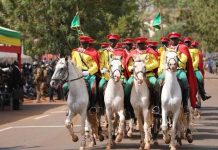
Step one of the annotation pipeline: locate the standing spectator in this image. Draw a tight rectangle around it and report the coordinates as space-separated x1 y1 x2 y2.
40 64 48 99
33 61 44 103
47 62 55 102
208 57 214 74
216 59 218 74
8 61 23 110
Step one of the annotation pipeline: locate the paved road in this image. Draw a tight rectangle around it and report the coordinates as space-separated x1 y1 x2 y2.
0 76 218 150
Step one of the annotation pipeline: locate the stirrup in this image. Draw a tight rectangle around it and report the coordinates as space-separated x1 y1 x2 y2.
152 106 160 114
89 107 97 114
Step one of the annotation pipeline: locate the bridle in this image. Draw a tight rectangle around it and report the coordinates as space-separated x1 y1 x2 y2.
166 58 178 71
165 50 178 71
133 60 145 81
110 59 122 80
51 60 83 83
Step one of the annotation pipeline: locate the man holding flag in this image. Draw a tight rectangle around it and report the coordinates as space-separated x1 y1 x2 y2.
71 36 99 112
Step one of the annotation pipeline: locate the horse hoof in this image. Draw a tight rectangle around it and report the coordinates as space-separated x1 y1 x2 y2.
72 135 79 142
115 132 124 143
106 144 111 150
79 147 85 150
88 142 95 147
106 142 114 150
65 122 71 129
170 145 177 150
139 144 144 150
186 134 193 143
177 137 182 146
153 140 158 146
135 126 139 131
112 135 116 140
196 114 201 119
127 131 133 138
144 143 150 150
99 135 104 141
163 135 171 144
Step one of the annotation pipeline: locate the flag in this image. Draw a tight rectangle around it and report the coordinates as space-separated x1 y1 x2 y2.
152 12 161 30
71 12 80 28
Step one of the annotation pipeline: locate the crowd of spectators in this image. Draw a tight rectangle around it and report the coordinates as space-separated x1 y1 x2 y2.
0 59 63 110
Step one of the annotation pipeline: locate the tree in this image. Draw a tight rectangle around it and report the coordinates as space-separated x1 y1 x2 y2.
189 0 218 52
0 0 143 56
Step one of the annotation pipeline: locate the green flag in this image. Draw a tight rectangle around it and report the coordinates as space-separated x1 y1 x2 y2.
71 12 80 28
152 12 161 30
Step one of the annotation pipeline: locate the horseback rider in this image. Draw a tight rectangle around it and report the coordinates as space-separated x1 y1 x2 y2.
120 38 135 121
188 40 211 103
71 35 99 113
158 37 170 54
98 34 127 111
123 38 134 55
126 37 159 114
158 32 197 114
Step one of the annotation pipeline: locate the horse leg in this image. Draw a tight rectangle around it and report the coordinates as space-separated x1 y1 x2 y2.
85 113 95 148
170 107 180 150
127 118 134 138
80 110 87 150
65 110 78 142
97 109 104 142
185 112 193 143
182 102 193 144
135 119 140 131
135 110 145 150
106 108 113 150
162 106 170 144
115 110 125 142
143 109 151 150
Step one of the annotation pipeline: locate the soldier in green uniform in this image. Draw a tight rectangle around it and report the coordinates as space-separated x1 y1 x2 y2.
33 61 44 103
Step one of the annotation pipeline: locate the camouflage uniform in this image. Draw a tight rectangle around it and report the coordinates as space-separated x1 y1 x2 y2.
33 64 43 102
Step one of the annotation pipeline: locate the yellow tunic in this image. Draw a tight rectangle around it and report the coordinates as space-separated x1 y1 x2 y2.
71 50 98 75
189 48 200 71
99 49 110 80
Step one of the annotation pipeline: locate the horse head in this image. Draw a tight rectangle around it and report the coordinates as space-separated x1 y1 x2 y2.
50 56 69 88
165 48 178 72
133 55 146 85
109 55 123 82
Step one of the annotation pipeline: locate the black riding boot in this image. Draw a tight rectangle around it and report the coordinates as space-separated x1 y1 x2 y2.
98 82 107 115
178 79 189 114
85 79 97 113
182 87 189 114
152 82 161 117
198 80 211 101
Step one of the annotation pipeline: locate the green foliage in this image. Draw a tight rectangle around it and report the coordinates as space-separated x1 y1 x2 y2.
188 0 218 51
151 0 218 52
0 0 142 56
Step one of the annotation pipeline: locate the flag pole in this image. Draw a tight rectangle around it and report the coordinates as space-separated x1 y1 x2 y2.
76 4 80 47
159 8 164 37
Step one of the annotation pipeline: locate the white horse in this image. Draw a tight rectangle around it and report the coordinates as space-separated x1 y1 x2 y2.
104 56 125 149
50 57 88 150
130 55 151 150
161 50 182 150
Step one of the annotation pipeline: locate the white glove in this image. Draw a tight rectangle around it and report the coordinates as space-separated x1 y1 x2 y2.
101 68 107 74
2 67 10 72
82 71 89 76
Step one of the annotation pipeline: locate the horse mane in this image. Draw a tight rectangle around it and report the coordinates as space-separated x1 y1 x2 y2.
69 60 83 75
